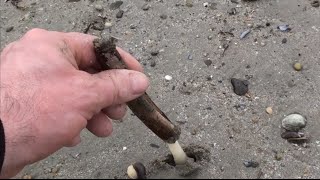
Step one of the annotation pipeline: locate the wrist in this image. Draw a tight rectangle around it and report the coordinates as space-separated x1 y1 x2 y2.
0 116 28 178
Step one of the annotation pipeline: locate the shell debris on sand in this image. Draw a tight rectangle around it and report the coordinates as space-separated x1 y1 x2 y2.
165 75 173 81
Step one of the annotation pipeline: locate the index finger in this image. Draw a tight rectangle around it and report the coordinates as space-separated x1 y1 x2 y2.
63 32 143 72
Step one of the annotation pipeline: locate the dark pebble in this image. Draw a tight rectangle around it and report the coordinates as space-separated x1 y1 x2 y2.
5 26 14 32
116 10 124 18
227 7 237 15
243 160 259 168
150 50 159 56
110 1 123 10
282 38 287 44
231 78 249 96
206 76 213 81
150 143 160 148
69 0 80 2
311 0 320 7
142 3 150 11
150 59 156 67
204 60 212 66
160 14 167 19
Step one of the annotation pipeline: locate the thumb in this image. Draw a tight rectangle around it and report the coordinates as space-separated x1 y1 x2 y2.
91 69 149 109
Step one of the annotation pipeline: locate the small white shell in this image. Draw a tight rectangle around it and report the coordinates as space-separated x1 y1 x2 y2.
165 75 172 81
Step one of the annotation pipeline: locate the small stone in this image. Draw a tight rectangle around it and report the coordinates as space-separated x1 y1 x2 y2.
247 23 253 28
150 143 160 148
95 4 103 11
165 75 172 81
311 0 320 7
51 167 60 174
204 60 212 66
110 1 123 10
5 26 14 32
142 3 150 11
160 14 167 19
123 147 127 151
227 7 237 15
260 41 266 47
281 113 306 131
207 35 213 40
129 24 136 29
116 10 124 18
282 38 287 44
186 0 193 7
104 22 112 28
243 160 259 168
150 59 156 67
23 175 32 179
188 54 193 60
293 63 302 71
203 2 209 7
231 78 249 96
150 50 159 56
266 107 273 114
274 152 283 161
231 0 239 3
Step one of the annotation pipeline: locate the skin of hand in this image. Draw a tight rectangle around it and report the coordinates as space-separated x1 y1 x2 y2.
0 28 149 178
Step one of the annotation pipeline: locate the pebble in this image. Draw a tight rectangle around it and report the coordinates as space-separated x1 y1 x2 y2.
204 60 212 66
274 152 283 161
150 143 160 148
51 167 60 174
116 10 124 18
104 22 113 28
186 0 193 7
188 54 193 60
207 35 213 40
142 3 150 11
243 160 259 168
95 4 103 11
160 14 167 19
203 2 209 7
231 78 249 96
150 50 159 56
260 41 266 47
240 29 251 39
165 75 172 81
150 59 156 67
110 1 123 10
123 147 127 151
278 25 291 32
266 107 273 114
5 26 14 32
227 7 237 15
311 0 320 7
293 63 302 71
281 114 306 131
129 24 136 29
282 38 287 44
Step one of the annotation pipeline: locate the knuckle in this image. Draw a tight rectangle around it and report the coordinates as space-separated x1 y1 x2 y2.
22 28 47 40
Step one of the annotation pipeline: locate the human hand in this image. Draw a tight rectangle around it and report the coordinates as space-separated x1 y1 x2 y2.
0 28 149 178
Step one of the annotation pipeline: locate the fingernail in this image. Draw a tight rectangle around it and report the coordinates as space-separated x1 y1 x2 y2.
130 72 149 94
